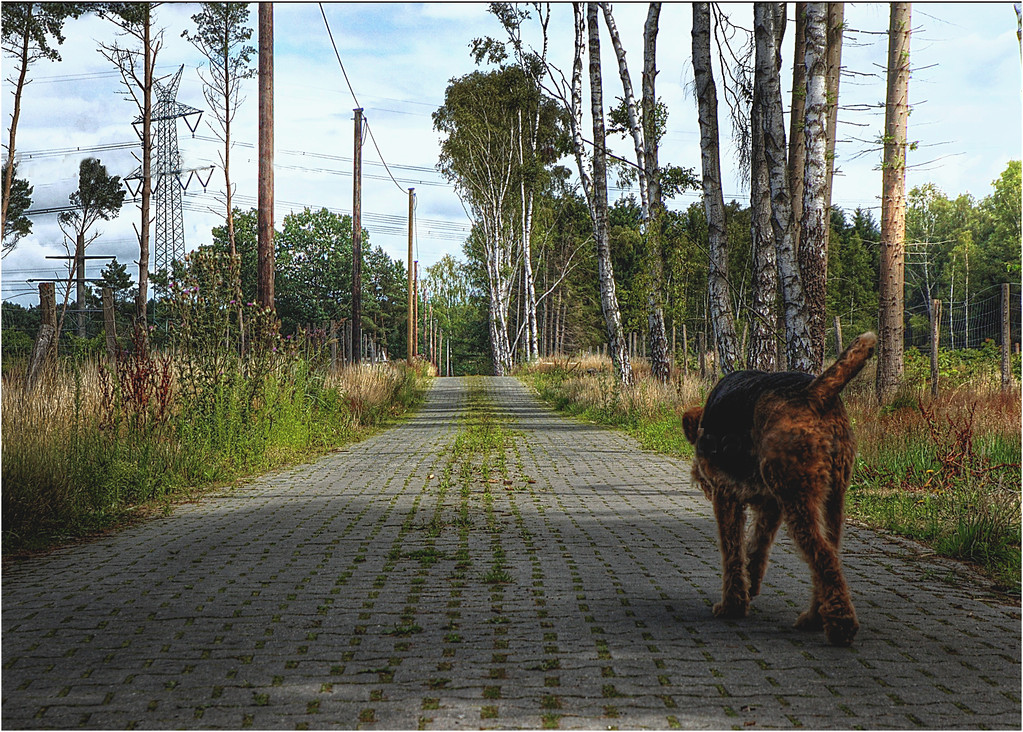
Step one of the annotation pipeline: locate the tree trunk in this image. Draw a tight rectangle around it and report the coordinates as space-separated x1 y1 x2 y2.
642 2 669 382
877 2 911 400
257 2 275 313
787 3 807 258
756 2 814 373
587 2 631 385
692 2 740 374
1 11 31 244
136 7 155 339
748 4 778 372
799 2 830 371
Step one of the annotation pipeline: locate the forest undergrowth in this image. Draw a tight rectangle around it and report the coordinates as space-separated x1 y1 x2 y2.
521 351 1021 595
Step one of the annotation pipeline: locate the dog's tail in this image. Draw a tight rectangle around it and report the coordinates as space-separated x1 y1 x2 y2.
807 332 877 407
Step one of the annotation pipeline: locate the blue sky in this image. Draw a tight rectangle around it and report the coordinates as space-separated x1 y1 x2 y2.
3 2 1020 307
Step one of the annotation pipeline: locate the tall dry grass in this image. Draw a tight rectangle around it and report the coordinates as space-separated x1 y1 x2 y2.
2 353 431 554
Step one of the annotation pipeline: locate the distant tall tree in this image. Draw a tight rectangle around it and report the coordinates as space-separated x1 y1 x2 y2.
692 2 740 374
1 2 84 249
97 2 163 336
435 64 564 375
877 2 911 400
57 157 125 337
183 3 255 261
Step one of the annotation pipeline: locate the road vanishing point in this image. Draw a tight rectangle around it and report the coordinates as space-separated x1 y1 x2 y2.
3 377 1020 730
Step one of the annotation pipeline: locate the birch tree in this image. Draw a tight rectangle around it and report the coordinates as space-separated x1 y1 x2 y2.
798 2 830 371
599 2 670 381
586 2 631 385
877 2 912 399
692 2 740 374
754 1 814 372
435 67 563 375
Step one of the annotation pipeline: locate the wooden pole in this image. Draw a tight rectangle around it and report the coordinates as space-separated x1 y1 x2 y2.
1002 283 1013 391
413 262 419 357
75 232 86 337
833 315 843 355
407 187 415 364
102 287 117 358
257 2 275 312
929 299 941 397
350 107 364 365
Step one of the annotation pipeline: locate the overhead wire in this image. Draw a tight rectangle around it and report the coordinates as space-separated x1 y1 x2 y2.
318 3 413 196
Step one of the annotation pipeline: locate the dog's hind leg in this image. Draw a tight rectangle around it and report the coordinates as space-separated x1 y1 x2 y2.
711 492 750 618
781 495 859 647
746 498 782 598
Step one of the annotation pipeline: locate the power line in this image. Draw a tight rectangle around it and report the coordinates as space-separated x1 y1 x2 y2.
318 3 361 109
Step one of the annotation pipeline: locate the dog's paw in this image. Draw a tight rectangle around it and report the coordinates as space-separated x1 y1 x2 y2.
793 610 823 631
712 598 749 619
822 614 859 647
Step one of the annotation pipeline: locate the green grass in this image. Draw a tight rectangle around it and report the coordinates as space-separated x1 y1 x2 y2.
2 356 432 555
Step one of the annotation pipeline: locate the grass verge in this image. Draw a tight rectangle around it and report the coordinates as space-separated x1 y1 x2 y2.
2 355 433 556
520 356 1021 595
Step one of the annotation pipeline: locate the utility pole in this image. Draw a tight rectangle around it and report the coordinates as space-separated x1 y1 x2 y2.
257 2 274 312
407 187 415 364
351 107 364 366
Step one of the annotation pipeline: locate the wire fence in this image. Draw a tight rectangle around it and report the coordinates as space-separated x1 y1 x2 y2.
906 283 1021 352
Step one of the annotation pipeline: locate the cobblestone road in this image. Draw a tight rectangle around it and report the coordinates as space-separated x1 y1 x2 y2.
3 377 1020 730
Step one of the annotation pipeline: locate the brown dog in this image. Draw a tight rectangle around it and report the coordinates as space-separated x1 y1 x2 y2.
682 332 877 646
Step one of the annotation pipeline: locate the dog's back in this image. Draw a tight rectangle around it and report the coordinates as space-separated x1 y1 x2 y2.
683 333 877 482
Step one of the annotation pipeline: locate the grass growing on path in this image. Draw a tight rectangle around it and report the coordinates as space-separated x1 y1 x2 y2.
520 356 1021 595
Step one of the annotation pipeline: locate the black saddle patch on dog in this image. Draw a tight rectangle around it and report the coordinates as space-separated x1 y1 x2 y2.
697 370 814 480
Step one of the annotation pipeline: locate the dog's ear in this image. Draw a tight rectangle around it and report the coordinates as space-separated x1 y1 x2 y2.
682 407 703 445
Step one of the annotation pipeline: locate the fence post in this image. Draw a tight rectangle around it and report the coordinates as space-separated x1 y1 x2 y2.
1002 283 1013 391
682 323 689 379
102 287 117 359
698 331 706 379
833 315 843 355
930 298 941 397
329 320 338 371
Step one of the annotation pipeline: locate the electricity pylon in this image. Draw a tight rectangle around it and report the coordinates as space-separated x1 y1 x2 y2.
125 65 212 285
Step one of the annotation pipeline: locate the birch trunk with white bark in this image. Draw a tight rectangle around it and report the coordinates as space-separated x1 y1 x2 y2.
586 2 631 385
748 5 778 372
799 2 830 371
692 2 740 374
756 2 814 373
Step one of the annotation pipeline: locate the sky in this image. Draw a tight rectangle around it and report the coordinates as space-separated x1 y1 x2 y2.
2 2 1021 307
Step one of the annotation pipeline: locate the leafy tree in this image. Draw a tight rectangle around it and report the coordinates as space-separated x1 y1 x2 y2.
2 165 32 255
57 157 125 247
2 2 85 249
977 160 1021 283
434 65 567 373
